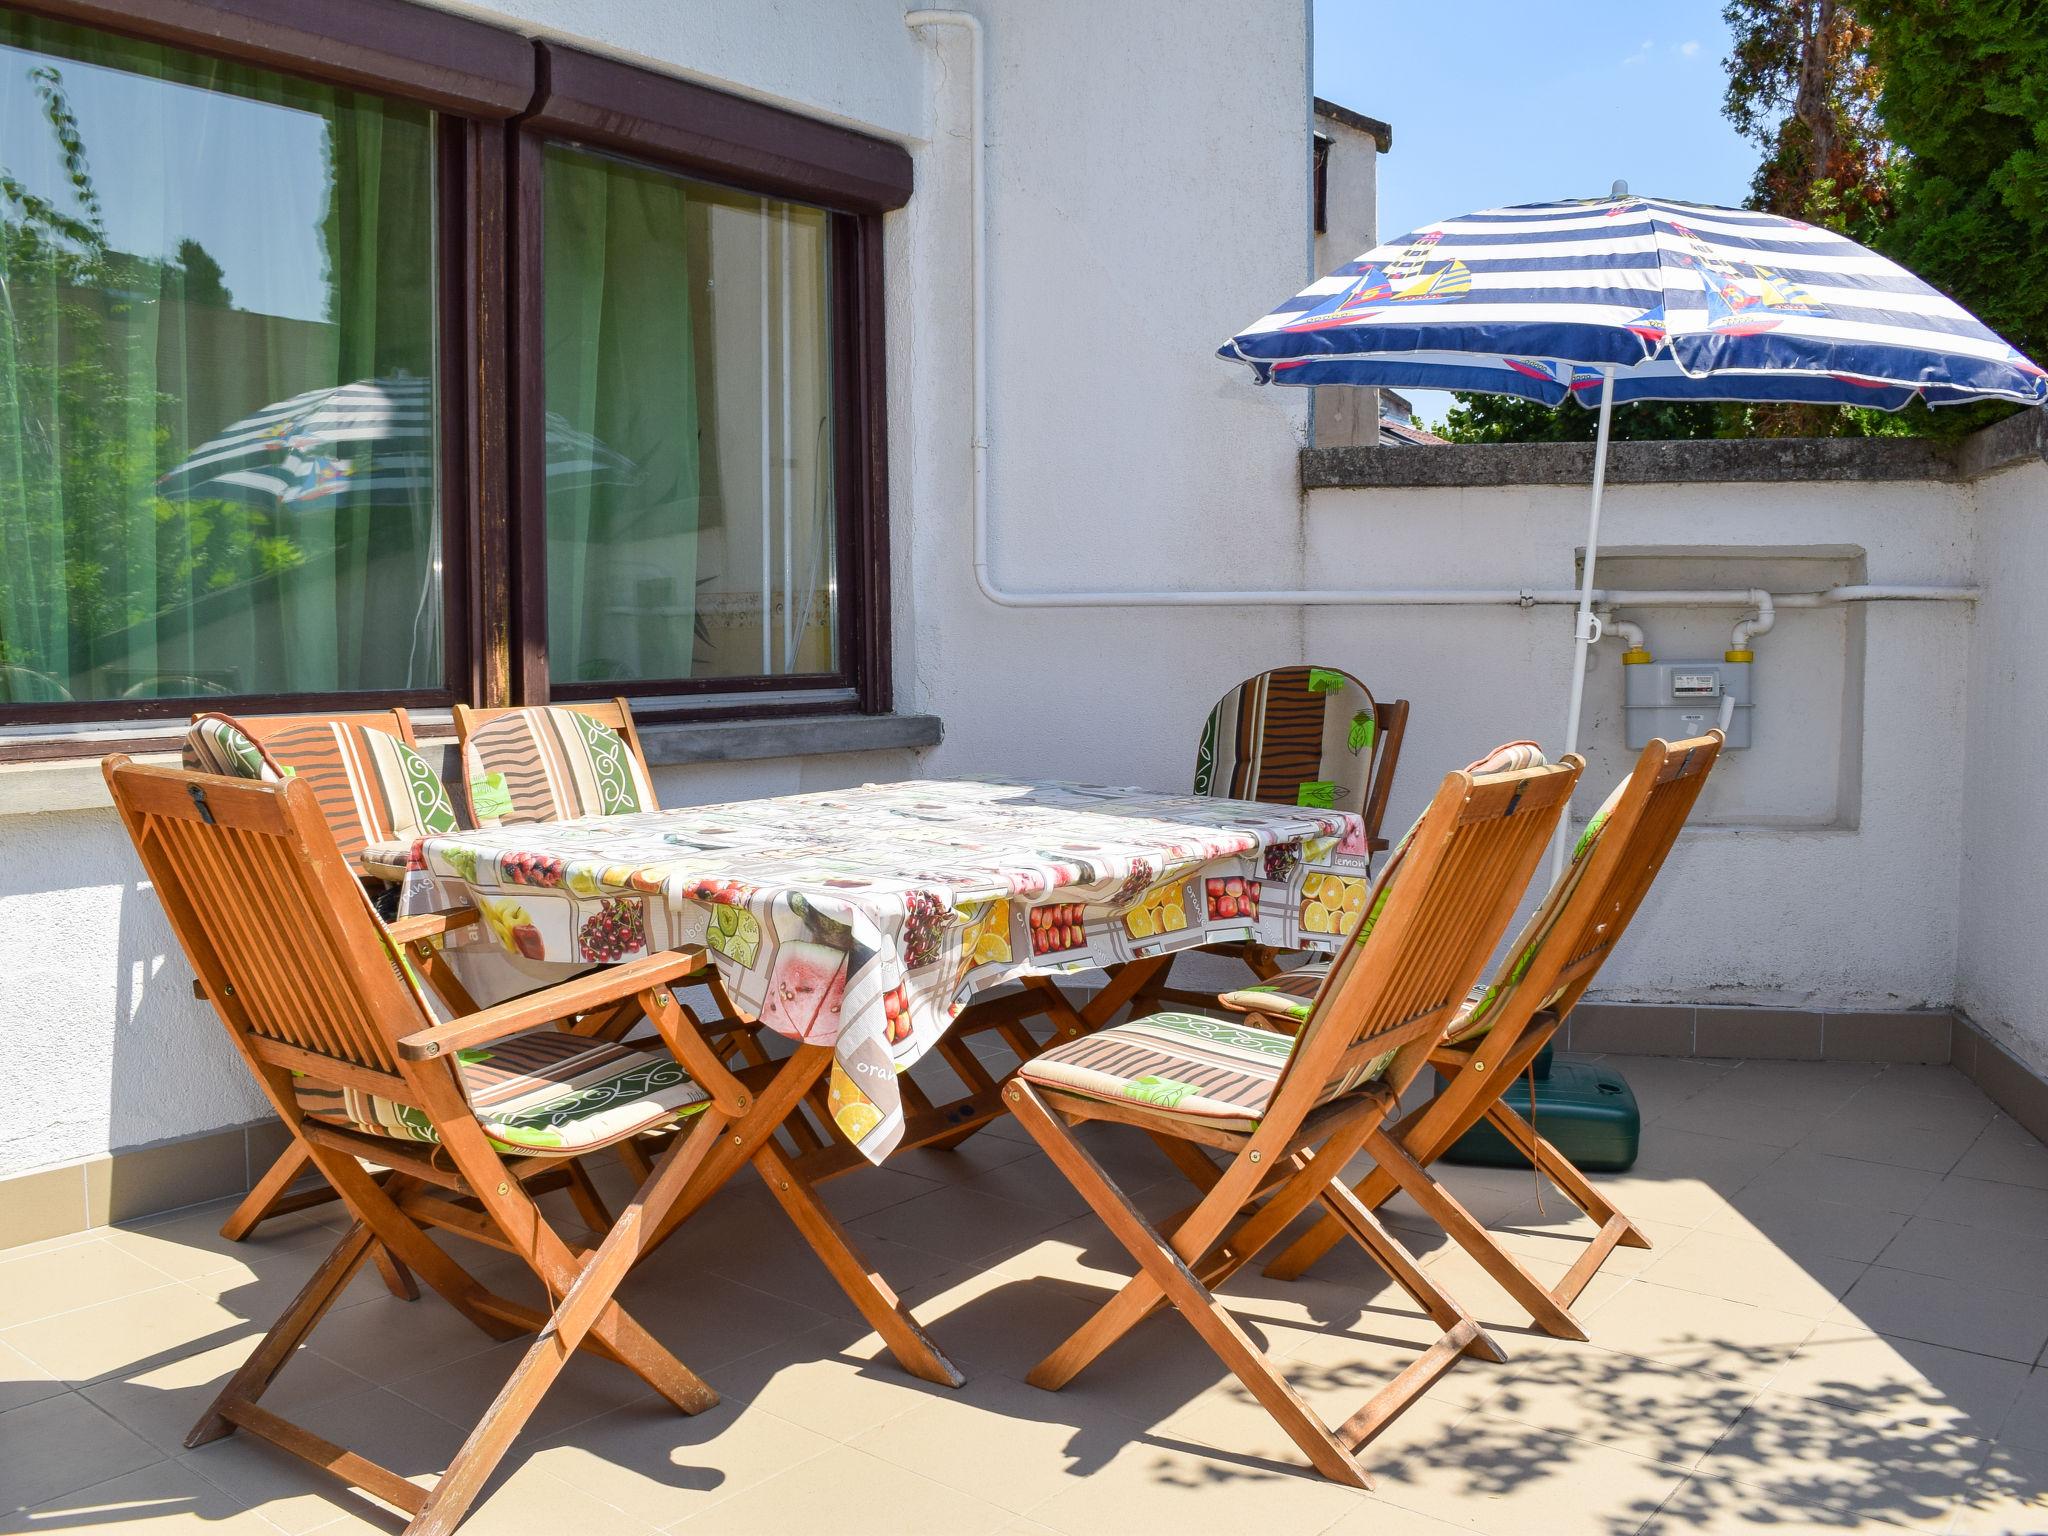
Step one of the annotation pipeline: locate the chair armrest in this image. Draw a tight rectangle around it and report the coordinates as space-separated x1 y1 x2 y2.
386 907 481 945
398 946 710 1061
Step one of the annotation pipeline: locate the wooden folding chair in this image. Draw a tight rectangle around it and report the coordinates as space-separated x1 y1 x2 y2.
1256 733 1724 1337
1136 664 1409 1013
105 755 734 1536
1001 751 1578 1486
190 710 474 1268
453 700 825 1153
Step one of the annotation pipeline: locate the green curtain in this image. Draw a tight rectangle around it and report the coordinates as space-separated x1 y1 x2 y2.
0 12 436 704
542 144 701 686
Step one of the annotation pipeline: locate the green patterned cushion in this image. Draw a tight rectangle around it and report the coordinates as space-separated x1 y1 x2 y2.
183 714 279 780
258 720 459 863
294 1028 707 1154
1020 1011 1300 1128
463 708 655 826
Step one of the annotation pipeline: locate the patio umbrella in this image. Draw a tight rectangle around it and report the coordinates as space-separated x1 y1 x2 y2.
1221 190 2046 864
157 374 639 508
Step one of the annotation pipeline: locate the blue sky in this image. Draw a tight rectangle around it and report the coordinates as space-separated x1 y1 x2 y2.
1313 0 1761 424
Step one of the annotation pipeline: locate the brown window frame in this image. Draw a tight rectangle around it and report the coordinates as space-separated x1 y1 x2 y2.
0 0 907 744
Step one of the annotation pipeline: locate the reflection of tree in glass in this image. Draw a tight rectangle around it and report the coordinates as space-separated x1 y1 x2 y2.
0 61 291 698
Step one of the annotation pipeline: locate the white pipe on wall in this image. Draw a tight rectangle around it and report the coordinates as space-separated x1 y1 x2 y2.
902 12 1980 622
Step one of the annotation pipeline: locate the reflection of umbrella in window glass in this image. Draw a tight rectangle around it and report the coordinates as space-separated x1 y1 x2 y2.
156 374 640 506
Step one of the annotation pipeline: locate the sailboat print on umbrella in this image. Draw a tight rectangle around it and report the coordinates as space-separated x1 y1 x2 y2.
1282 230 1473 331
1669 219 1825 335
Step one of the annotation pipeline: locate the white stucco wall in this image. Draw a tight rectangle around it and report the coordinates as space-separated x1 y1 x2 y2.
1957 457 2048 1075
1301 477 1977 1010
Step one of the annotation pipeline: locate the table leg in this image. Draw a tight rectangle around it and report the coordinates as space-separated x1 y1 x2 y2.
642 1038 967 1388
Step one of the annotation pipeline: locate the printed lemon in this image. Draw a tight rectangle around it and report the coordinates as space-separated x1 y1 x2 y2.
1163 902 1188 931
975 932 1011 964
1125 906 1156 939
1301 873 1325 901
1343 881 1367 914
827 1066 885 1142
1304 901 1333 934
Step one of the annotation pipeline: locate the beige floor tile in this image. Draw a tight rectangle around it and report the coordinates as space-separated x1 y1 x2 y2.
1875 1216 2048 1300
1952 1120 2048 1191
850 1369 1147 1513
1475 1338 1765 1470
1641 1473 1917 1533
459 1458 662 1536
1411 1245 1600 1344
1952 1439 2048 1534
665 1442 1014 1534
0 1337 64 1415
281 1286 519 1386
81 1337 369 1455
1639 1229 1865 1319
102 1199 347 1282
1318 1495 1499 1535
1920 1174 2048 1241
0 1237 182 1329
1576 1280 1818 1381
886 1130 1043 1186
0 1283 246 1386
893 1266 1125 1380
1612 1058 1741 1122
388 1335 663 1448
12 1457 276 1535
1767 1323 2027 1436
1845 1084 2000 1135
1697 1389 1987 1531
1744 1146 1945 1216
0 1391 163 1512
1719 1061 1885 1106
847 1184 1075 1265
1801 1111 1984 1176
1026 1432 1369 1536
1658 1092 1814 1149
705 1320 976 1443
812 1165 949 1225
1990 1369 2048 1453
1873 1064 1988 1100
950 1151 1103 1221
1580 1172 1745 1231
697 1211 960 1324
1482 1203 1683 1280
1369 1413 1687 1534
525 1397 837 1530
620 1265 843 1376
1705 1185 1912 1265
1829 1266 2048 1364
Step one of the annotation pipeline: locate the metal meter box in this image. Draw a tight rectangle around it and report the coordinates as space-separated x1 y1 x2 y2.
1624 659 1751 749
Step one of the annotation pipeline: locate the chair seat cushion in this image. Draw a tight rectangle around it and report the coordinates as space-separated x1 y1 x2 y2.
1019 1011 1303 1129
295 1029 708 1154
359 838 420 881
1225 967 1498 1041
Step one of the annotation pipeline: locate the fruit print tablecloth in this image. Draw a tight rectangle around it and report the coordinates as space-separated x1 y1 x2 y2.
402 778 1369 1162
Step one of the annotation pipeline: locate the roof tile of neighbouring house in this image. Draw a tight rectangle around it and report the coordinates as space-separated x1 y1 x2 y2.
1379 419 1451 446
1312 97 1392 152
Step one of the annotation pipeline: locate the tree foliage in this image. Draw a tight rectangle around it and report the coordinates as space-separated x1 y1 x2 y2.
1857 0 2048 391
1435 395 1749 445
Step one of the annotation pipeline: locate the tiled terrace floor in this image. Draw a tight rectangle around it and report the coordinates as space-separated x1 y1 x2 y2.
8 1052 2048 1535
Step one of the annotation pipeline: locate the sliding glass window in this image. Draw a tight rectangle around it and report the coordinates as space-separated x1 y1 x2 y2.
541 144 838 694
0 12 439 707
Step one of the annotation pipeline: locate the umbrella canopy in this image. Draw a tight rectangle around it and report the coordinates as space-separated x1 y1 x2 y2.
1222 190 2044 874
1223 194 2047 410
157 375 640 508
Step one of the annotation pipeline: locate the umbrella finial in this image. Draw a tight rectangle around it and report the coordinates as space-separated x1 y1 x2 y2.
1610 179 1629 198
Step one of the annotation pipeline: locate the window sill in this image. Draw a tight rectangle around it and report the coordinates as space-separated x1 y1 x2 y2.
0 712 943 818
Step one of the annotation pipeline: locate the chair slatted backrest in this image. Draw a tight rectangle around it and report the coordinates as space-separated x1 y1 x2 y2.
1193 667 1405 841
106 758 428 1085
1268 757 1580 1119
1528 733 1721 1022
454 698 659 826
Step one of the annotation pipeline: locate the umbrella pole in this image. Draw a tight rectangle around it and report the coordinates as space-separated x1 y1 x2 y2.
1554 363 1617 878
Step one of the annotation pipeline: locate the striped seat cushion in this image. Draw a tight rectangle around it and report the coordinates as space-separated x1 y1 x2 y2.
294 1029 708 1155
1193 665 1378 813
1020 1011 1302 1128
464 708 655 826
258 721 460 864
183 714 280 780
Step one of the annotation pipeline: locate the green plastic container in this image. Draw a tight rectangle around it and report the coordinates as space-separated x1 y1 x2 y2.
1439 1051 1640 1173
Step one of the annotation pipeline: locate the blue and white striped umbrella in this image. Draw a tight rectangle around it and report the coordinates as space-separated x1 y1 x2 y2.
1222 190 2044 875
158 375 640 509
1222 194 2047 410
